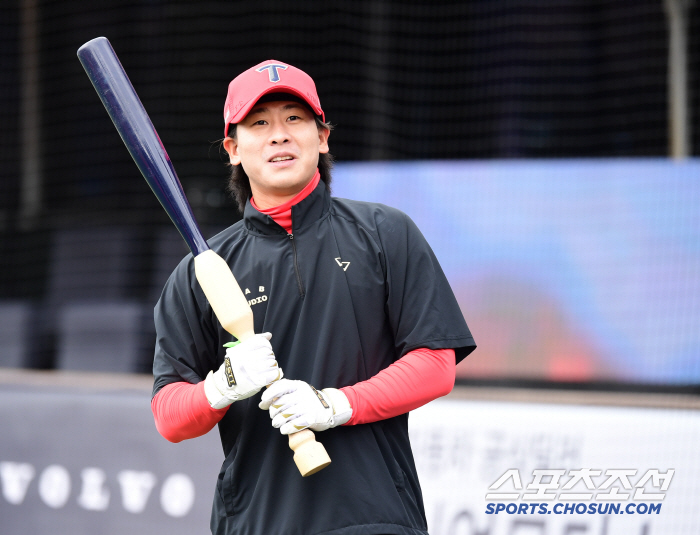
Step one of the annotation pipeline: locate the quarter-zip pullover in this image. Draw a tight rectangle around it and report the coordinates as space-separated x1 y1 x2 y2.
152 178 475 535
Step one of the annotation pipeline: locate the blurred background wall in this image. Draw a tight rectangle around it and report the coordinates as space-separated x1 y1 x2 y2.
1 1 699 534
2 0 699 387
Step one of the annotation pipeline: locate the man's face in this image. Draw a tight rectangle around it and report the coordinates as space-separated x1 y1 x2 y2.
223 100 330 200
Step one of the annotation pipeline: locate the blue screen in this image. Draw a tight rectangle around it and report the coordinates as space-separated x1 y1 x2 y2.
332 159 700 384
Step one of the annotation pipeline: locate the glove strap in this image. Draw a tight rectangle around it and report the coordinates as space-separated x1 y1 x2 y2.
321 388 353 427
204 370 232 409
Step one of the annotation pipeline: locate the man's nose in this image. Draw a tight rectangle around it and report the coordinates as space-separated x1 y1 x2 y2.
269 123 290 144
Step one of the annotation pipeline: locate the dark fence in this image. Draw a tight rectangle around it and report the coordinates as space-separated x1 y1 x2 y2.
1 1 699 378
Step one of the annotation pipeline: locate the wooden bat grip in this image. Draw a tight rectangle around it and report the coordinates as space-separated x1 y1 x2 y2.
194 250 255 340
288 429 332 476
193 250 331 476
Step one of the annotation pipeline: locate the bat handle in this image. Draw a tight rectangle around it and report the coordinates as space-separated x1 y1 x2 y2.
264 377 331 476
194 250 332 476
288 428 332 476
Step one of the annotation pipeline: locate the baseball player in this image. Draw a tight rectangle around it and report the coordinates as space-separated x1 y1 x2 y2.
151 60 476 535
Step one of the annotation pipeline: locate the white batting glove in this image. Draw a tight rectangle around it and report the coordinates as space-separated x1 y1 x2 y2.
204 333 283 409
259 379 352 435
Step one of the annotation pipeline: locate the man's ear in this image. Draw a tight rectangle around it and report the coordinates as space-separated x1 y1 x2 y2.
318 127 330 155
223 137 241 165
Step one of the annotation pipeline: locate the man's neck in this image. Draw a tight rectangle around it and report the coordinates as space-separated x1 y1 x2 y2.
250 172 319 210
249 171 321 234
250 188 303 210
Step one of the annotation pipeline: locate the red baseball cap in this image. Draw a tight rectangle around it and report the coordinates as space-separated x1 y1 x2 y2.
223 60 324 135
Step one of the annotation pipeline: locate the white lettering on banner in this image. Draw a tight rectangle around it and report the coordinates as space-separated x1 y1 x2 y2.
0 461 195 517
523 469 567 500
160 473 195 517
117 470 157 513
486 469 522 500
408 399 700 534
475 430 582 485
0 462 35 504
77 468 110 511
38 464 71 508
485 468 674 502
597 469 637 501
559 468 601 500
633 469 674 500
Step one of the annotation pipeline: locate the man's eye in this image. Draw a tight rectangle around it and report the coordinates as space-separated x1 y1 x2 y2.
287 115 301 121
251 119 267 126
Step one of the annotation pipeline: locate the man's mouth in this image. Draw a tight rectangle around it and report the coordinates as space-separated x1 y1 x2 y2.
270 156 294 162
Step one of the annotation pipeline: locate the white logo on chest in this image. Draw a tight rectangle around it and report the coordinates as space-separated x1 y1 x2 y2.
335 257 350 271
244 287 268 306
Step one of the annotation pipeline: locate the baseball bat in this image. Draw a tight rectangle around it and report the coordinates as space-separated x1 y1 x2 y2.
77 36 330 477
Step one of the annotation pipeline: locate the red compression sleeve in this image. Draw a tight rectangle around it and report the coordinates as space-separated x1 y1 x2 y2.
340 347 455 426
151 381 228 443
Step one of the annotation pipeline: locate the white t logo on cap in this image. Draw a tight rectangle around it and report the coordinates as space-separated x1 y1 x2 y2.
256 64 288 83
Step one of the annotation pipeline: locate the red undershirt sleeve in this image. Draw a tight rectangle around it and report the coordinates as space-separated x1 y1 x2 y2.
340 347 455 426
152 348 455 440
151 381 229 443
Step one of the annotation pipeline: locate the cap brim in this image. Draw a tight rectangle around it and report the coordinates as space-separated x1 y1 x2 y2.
230 85 324 124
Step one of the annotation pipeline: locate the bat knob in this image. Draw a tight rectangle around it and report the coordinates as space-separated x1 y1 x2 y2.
288 429 331 477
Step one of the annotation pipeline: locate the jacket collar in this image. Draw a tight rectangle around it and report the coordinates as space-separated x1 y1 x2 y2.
243 178 331 235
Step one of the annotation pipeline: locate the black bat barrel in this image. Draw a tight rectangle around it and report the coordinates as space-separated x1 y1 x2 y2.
77 37 209 257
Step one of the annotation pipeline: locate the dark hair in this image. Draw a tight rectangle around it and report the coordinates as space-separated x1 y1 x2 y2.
225 115 334 212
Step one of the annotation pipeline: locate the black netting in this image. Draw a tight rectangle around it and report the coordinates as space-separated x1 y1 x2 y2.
36 1 671 227
12 1 674 229
0 1 693 376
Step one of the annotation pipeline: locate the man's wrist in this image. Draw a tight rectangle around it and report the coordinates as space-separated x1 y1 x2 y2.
321 388 352 427
204 370 233 409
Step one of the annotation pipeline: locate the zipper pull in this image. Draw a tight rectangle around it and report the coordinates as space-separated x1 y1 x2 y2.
288 233 294 240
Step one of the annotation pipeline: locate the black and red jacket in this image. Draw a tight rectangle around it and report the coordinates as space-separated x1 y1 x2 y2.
152 179 475 535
